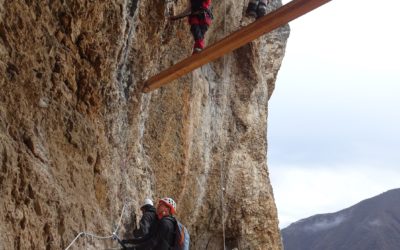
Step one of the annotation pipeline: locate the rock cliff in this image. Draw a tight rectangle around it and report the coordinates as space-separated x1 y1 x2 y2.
0 0 288 249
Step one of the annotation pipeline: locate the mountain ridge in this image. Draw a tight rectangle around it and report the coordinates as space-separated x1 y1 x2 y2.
282 188 400 250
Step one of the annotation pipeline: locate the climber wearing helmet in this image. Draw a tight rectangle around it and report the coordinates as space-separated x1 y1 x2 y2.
122 197 177 250
157 197 176 218
151 197 177 249
246 0 270 19
133 198 157 239
121 198 157 249
170 0 213 54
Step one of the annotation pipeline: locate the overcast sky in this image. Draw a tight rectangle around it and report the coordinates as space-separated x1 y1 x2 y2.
269 0 400 228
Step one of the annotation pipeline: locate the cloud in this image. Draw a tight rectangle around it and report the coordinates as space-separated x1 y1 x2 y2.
368 219 383 227
270 0 400 230
282 0 400 73
269 163 400 228
303 215 346 232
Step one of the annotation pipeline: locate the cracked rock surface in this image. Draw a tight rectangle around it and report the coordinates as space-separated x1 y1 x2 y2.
0 0 288 249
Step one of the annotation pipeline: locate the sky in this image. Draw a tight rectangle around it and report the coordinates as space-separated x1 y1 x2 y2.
268 0 400 228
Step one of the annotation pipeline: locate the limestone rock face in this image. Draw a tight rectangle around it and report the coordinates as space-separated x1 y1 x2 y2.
0 0 288 249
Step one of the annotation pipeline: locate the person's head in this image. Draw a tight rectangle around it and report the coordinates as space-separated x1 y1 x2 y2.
140 198 153 212
156 197 176 219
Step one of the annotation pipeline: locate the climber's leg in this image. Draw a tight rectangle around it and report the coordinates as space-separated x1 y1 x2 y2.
246 0 259 18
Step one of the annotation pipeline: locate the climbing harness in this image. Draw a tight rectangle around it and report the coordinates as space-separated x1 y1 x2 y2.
167 0 213 20
192 7 214 20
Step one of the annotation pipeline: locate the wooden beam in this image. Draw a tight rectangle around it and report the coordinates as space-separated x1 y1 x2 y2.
143 0 331 93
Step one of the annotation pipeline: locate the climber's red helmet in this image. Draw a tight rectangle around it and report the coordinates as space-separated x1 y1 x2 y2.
158 197 176 215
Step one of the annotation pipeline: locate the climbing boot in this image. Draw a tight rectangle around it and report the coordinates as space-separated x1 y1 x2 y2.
246 0 258 18
193 47 203 54
256 1 268 18
193 39 204 54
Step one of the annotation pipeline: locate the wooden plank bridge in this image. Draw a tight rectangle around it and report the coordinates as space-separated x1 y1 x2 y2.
142 0 331 93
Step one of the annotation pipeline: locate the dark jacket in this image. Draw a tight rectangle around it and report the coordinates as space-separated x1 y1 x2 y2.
123 214 176 250
151 216 176 250
122 205 157 249
133 205 157 239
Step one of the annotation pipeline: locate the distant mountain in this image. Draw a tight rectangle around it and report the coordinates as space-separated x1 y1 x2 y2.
281 188 400 250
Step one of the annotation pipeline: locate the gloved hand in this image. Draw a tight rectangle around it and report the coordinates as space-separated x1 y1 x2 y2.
121 239 128 244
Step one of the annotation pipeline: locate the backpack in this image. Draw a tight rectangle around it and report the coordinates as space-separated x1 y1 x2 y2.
167 217 190 250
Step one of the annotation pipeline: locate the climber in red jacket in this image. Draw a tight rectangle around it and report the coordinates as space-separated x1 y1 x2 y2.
170 0 213 54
